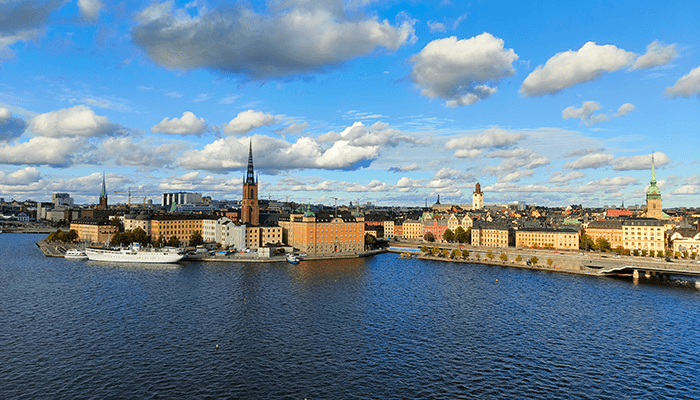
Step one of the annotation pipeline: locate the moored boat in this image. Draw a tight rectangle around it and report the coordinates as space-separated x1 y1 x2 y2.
64 249 88 260
86 243 185 263
286 253 300 264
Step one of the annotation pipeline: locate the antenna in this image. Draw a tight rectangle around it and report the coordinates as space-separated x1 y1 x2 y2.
331 197 338 216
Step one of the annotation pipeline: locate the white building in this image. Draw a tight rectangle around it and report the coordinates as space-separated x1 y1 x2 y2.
203 217 246 250
162 192 203 207
52 193 74 207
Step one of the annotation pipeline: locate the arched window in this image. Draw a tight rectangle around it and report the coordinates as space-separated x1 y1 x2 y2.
250 188 255 199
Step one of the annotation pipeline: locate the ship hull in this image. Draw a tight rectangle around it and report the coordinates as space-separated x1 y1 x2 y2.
86 248 185 263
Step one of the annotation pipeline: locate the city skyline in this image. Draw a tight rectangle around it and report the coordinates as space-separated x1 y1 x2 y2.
1 0 699 207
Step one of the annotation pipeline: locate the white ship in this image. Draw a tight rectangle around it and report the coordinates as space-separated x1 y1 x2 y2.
86 243 185 263
65 249 88 260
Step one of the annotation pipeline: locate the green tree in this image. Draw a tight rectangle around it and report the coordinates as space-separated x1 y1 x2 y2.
640 249 648 257
674 251 681 259
462 250 469 258
215 242 222 249
692 252 697 260
131 227 149 246
430 246 440 256
580 233 594 251
167 236 181 247
465 227 472 244
441 249 450 258
500 253 508 263
666 249 673 258
111 232 134 247
455 226 468 243
682 251 689 259
595 238 611 252
452 249 461 259
544 243 554 250
424 232 435 242
515 254 522 262
614 246 625 255
189 230 204 247
111 217 123 232
486 250 494 260
475 253 480 260
442 228 454 242
632 249 640 256
529 256 538 266
420 245 430 254
364 233 376 246
547 258 553 267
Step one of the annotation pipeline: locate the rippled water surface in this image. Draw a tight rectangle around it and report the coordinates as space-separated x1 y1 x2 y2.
2 234 700 399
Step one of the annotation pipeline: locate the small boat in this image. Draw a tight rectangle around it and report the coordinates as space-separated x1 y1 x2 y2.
65 249 88 260
286 253 300 264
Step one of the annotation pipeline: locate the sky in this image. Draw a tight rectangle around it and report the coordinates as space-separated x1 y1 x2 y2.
1 0 699 209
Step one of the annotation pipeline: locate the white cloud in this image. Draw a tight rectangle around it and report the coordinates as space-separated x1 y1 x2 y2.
612 152 670 171
392 162 419 172
631 40 677 70
151 111 208 136
0 167 41 185
132 1 415 79
427 21 446 33
100 137 189 169
564 153 614 170
549 171 585 183
521 42 636 96
664 65 700 98
562 101 635 126
317 121 415 148
0 1 63 61
410 33 518 107
453 149 483 158
77 0 104 21
30 105 119 138
0 136 86 166
276 122 308 135
672 185 697 195
0 108 27 142
484 148 550 175
445 127 524 155
223 110 277 135
499 170 535 183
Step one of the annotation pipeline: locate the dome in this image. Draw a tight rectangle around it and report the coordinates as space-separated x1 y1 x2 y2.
124 213 138 220
135 213 151 220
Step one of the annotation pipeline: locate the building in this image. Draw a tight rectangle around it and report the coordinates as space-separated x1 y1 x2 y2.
245 226 283 249
622 218 666 255
240 141 260 226
584 220 623 249
402 219 423 240
151 214 212 246
669 228 700 255
162 192 203 208
472 182 484 210
97 173 108 210
123 212 152 236
52 193 74 207
515 227 580 250
279 209 364 256
645 154 667 220
471 221 513 248
203 217 246 250
70 218 118 244
383 220 395 239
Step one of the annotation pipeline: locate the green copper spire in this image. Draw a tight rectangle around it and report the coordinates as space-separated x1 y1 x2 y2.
646 153 661 199
650 152 656 184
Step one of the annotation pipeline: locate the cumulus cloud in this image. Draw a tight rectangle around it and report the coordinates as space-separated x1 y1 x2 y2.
0 108 28 142
223 110 277 135
0 136 86 166
410 33 518 107
631 41 677 70
521 42 636 96
0 0 64 62
672 185 697 195
427 21 446 32
612 152 670 171
499 170 535 183
30 105 120 138
275 122 309 135
664 66 700 99
549 171 585 184
484 148 550 176
316 121 415 149
100 137 189 170
445 127 524 157
562 101 635 126
151 111 208 136
0 167 41 185
132 1 415 79
564 153 614 170
77 0 104 21
389 162 419 173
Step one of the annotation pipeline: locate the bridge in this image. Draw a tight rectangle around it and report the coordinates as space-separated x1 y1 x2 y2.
582 257 700 277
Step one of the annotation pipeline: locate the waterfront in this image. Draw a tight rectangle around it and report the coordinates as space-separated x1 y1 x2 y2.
2 234 700 399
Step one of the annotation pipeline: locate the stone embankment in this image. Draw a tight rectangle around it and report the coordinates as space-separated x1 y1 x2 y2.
36 239 83 257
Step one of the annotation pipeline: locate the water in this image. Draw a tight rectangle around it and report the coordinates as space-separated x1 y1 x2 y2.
2 234 700 399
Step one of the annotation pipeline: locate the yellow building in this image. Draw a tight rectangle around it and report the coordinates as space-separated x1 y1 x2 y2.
584 220 623 249
279 210 365 256
402 219 423 240
151 215 210 246
245 226 283 249
70 218 118 244
472 222 512 248
515 228 580 250
383 220 395 239
622 218 665 255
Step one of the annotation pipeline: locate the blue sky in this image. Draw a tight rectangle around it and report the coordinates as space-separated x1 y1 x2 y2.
1 0 699 208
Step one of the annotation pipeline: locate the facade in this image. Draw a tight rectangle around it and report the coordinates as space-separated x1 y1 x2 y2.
515 228 580 250
203 217 246 250
123 212 152 236
402 219 423 240
245 226 283 249
622 218 665 255
162 192 203 207
70 219 118 244
471 222 513 248
279 210 364 255
52 193 74 207
472 182 484 210
151 215 211 246
240 141 260 226
669 229 700 255
584 220 623 249
383 220 395 239
423 214 449 242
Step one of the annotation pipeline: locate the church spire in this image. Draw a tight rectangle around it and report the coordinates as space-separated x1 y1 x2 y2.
246 139 255 185
650 152 656 185
100 172 107 200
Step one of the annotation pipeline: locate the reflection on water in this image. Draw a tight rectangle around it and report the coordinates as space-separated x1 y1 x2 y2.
2 234 700 399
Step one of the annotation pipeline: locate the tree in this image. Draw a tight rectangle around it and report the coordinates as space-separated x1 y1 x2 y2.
500 253 508 263
215 242 222 249
441 249 450 258
111 218 124 232
167 236 180 247
111 232 132 247
632 249 640 256
462 250 469 258
529 256 538 266
430 246 440 256
580 233 594 251
614 246 625 255
515 254 522 262
131 227 149 246
475 253 480 260
66 230 79 242
442 228 454 243
674 251 681 259
452 249 461 259
365 233 376 246
547 258 553 267
154 235 166 248
640 249 648 257
666 249 673 258
544 243 554 250
424 232 435 242
455 226 468 243
486 250 494 260
595 238 611 252
465 227 472 244
189 230 204 247
420 245 430 254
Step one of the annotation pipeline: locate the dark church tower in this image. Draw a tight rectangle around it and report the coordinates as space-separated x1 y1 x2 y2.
97 172 108 210
241 141 259 225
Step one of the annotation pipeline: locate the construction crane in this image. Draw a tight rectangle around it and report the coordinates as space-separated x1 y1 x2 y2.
113 187 135 207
